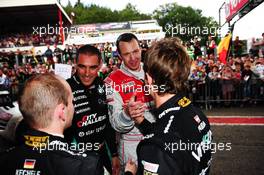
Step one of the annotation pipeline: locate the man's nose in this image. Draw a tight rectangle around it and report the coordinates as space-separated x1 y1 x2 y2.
84 67 91 75
130 52 137 60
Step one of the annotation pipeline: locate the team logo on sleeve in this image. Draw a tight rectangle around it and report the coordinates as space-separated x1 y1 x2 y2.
178 97 191 107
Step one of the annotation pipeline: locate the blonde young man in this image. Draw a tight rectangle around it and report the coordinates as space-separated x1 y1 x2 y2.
0 73 103 175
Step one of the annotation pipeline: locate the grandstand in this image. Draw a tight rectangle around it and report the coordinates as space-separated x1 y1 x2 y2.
0 0 72 108
0 0 72 53
66 20 165 45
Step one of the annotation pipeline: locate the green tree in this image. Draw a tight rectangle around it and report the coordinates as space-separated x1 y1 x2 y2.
63 2 151 24
153 3 218 42
118 3 151 21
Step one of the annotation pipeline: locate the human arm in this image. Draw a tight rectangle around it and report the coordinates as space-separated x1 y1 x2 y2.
136 142 183 175
104 114 120 175
106 87 135 133
124 159 137 175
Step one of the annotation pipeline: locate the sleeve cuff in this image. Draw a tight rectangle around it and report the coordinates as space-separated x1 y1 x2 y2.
121 110 134 124
138 119 152 135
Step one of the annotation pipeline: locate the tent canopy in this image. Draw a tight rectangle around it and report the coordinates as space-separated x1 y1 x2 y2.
0 0 71 34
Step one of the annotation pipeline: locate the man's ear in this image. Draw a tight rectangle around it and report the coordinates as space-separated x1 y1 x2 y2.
145 73 154 86
55 103 66 122
117 53 123 61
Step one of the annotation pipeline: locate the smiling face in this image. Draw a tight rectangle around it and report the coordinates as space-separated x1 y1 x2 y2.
118 38 142 71
76 54 101 87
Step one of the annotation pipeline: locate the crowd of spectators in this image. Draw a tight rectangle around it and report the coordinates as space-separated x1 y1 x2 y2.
189 54 264 107
0 34 263 108
0 34 62 48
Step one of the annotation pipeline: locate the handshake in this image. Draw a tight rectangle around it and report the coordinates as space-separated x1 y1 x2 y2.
124 93 146 124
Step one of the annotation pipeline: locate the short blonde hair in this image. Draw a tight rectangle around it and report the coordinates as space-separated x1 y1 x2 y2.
19 73 69 129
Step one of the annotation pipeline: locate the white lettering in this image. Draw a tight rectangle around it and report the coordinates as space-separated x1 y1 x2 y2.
15 169 41 175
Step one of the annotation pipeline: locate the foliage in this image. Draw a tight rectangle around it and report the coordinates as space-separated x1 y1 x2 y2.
63 1 151 24
63 1 218 43
153 3 219 43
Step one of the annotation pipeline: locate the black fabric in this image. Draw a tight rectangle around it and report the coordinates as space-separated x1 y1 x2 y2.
0 129 103 175
65 75 117 173
137 93 212 175
125 171 134 175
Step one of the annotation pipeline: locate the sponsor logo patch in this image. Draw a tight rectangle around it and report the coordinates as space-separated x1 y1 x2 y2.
194 115 201 124
142 160 159 173
178 97 191 107
24 136 49 148
77 113 106 127
97 85 105 94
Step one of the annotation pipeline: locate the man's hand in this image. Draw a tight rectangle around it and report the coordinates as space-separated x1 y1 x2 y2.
112 156 120 175
125 158 137 175
124 94 146 124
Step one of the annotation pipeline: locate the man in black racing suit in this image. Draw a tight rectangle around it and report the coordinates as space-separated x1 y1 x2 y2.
129 38 212 175
137 94 212 175
0 73 103 175
0 128 103 175
65 44 120 175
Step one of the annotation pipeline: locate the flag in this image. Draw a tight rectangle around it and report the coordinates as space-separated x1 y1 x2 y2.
23 159 36 169
58 9 64 44
217 33 232 64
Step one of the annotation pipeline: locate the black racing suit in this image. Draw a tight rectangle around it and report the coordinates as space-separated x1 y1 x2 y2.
65 75 118 173
0 129 103 175
137 94 212 175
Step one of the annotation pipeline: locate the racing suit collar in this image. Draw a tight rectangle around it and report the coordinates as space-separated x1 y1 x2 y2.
23 129 64 139
22 128 65 146
120 62 145 80
72 74 101 89
153 93 186 119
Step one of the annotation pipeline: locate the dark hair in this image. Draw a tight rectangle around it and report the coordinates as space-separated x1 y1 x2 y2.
144 37 191 95
116 33 139 54
77 44 101 62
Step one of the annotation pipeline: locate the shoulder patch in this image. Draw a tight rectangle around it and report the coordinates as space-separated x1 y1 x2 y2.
178 97 191 107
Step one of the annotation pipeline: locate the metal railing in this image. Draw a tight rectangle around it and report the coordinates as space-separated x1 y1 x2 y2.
188 78 264 110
